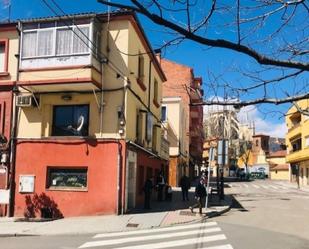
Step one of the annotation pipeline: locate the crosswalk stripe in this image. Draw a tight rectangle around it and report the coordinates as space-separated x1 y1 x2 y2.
109 234 226 249
269 185 279 189
260 185 269 189
79 227 221 248
93 221 218 238
200 244 234 249
251 184 260 189
278 186 288 190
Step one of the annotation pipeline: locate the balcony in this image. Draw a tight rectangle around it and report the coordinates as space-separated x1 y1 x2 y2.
160 136 170 160
287 124 301 140
286 148 309 163
17 18 102 92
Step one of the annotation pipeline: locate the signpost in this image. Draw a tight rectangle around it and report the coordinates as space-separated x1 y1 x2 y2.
217 139 228 200
205 147 215 213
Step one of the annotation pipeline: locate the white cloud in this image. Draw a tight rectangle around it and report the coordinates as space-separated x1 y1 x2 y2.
237 106 287 138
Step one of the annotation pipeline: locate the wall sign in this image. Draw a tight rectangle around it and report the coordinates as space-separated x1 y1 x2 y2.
19 175 35 193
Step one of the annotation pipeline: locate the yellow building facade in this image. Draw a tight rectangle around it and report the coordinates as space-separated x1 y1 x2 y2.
9 12 169 217
286 99 309 186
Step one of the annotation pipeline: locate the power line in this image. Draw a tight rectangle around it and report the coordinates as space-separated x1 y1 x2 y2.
40 0 165 125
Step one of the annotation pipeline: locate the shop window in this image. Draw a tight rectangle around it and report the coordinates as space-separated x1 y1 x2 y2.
47 167 87 189
0 39 8 74
52 105 89 136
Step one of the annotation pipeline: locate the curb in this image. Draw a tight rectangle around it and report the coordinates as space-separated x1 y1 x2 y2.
0 233 37 238
0 198 233 237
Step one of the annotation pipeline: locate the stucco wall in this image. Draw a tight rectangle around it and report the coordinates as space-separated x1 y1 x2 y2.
270 170 289 180
14 140 123 217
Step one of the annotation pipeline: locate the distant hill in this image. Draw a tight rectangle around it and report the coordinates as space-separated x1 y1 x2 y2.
269 137 285 152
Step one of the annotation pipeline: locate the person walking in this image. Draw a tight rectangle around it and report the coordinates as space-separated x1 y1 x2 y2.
143 177 153 209
156 171 165 201
189 177 207 214
179 175 190 201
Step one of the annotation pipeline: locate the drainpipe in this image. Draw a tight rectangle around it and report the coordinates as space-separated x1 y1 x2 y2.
145 60 152 145
8 22 21 217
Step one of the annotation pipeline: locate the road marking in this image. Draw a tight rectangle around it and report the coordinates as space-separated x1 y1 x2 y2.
260 185 269 189
93 221 218 238
110 234 226 249
251 184 260 189
80 227 221 248
242 184 249 188
278 186 289 190
268 185 279 189
200 244 234 249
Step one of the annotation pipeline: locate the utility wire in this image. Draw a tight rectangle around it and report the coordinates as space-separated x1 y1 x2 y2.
40 0 164 124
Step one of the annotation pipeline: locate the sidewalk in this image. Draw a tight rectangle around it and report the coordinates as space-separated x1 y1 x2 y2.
274 180 309 193
0 188 232 237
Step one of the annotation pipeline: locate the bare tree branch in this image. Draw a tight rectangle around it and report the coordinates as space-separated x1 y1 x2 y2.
98 0 309 71
191 92 309 107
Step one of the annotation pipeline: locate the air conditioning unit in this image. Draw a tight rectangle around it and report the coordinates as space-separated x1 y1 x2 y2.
16 95 40 108
16 95 32 107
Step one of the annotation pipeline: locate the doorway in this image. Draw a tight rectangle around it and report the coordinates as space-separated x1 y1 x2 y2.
127 162 136 210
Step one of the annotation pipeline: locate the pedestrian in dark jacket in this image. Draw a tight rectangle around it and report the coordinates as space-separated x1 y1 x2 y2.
189 177 207 214
156 172 165 201
179 175 190 201
143 177 153 209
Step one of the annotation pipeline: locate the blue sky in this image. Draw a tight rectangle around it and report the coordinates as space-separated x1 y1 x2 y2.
1 0 308 138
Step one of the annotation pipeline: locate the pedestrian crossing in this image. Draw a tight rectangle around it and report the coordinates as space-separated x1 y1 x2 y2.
78 221 233 249
228 182 289 191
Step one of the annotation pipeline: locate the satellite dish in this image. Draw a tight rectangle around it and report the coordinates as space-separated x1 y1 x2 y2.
76 115 85 132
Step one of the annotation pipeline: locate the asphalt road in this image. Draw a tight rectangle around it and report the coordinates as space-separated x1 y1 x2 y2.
1 179 309 249
216 179 309 249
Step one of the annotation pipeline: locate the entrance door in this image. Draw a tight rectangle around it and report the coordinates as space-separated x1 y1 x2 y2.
306 168 309 185
127 162 136 210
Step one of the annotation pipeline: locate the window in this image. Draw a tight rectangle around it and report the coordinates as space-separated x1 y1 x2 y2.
37 30 53 56
73 27 89 54
138 55 144 81
52 105 89 136
22 22 90 58
0 39 8 73
161 106 167 121
153 79 159 106
305 136 309 147
47 167 87 189
152 126 158 152
256 140 259 146
136 112 143 144
56 28 72 55
291 138 302 152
